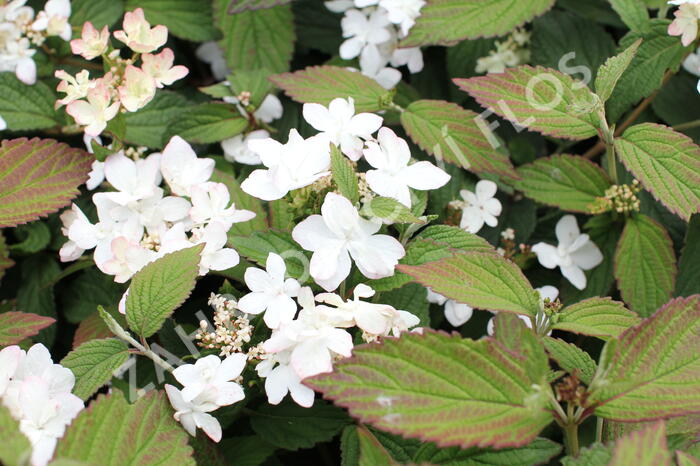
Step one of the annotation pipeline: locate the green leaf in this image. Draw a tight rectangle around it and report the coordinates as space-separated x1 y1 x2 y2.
381 283 429 327
561 443 613 465
125 0 219 41
307 330 554 449
0 74 59 131
401 0 555 47
227 0 292 14
0 138 92 227
62 269 125 324
399 252 540 317
531 10 616 84
676 451 700 466
227 69 274 108
0 404 31 466
166 103 248 145
606 21 689 123
9 221 51 254
614 123 700 221
412 437 563 465
217 435 276 466
271 65 390 113
210 169 267 237
17 255 60 345
56 390 195 465
61 338 130 400
595 39 642 104
543 337 596 385
552 297 641 340
652 74 700 141
331 145 359 204
361 197 424 224
455 66 600 140
614 214 676 317
609 421 671 466
513 154 611 213
0 232 13 280
357 427 395 466
400 99 518 180
250 400 350 451
229 230 309 281
609 0 650 31
126 245 203 338
73 309 125 348
70 0 124 28
676 214 700 297
124 91 192 149
590 295 700 421
0 311 55 346
368 227 494 292
341 426 360 466
215 1 294 73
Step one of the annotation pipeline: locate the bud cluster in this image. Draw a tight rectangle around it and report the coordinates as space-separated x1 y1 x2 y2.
589 180 641 215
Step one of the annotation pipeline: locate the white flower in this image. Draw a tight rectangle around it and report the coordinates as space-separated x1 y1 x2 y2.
426 289 473 327
32 0 71 41
141 48 189 88
0 345 22 397
302 97 383 161
0 114 6 131
114 7 168 53
192 222 240 275
160 136 216 196
487 286 558 336
118 65 157 112
532 216 603 290
164 384 223 442
131 188 191 234
325 0 355 13
458 180 502 234
55 70 93 108
340 8 392 60
379 0 425 36
99 236 156 282
263 287 353 379
358 43 401 89
669 3 700 46
390 47 423 74
221 130 270 165
102 151 161 205
86 160 105 190
70 21 109 60
364 127 450 207
172 353 246 406
255 94 283 123
238 253 301 329
292 192 405 291
66 81 120 137
241 129 331 201
189 182 256 230
256 351 315 407
195 42 228 81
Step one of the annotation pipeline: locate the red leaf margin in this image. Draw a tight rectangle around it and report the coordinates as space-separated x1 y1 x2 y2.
0 311 55 346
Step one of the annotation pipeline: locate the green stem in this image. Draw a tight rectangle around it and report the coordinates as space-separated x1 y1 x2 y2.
563 403 580 456
673 119 700 131
596 417 604 443
606 143 618 184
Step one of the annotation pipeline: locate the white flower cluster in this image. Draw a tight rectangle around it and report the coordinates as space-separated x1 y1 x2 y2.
56 8 189 137
165 353 246 442
0 344 83 466
0 0 71 85
326 0 426 88
236 97 449 291
59 136 255 283
475 28 531 75
231 253 419 407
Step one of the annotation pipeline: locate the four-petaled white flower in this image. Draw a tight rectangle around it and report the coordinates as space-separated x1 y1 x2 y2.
189 182 256 230
165 385 223 442
141 48 189 88
426 289 473 327
532 215 603 290
256 351 315 407
302 97 383 161
364 127 450 207
379 0 425 36
114 7 168 53
160 136 216 196
238 252 301 329
339 8 391 61
102 151 161 205
65 81 120 137
70 21 109 60
293 192 405 291
458 180 502 234
241 129 331 201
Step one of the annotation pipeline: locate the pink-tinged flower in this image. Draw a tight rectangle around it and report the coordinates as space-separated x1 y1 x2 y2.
141 48 189 88
55 70 93 108
70 22 110 60
669 3 700 46
99 236 156 283
114 8 168 53
66 82 120 137
117 65 157 112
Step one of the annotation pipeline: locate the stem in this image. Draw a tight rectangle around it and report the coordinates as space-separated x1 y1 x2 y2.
563 403 580 456
117 330 175 372
673 119 700 131
596 417 604 443
606 143 618 183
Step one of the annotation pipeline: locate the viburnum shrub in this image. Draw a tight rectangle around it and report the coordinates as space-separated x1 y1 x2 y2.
1 0 700 464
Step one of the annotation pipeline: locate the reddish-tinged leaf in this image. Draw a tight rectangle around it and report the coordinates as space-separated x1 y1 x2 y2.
400 99 518 179
609 421 671 466
614 214 676 317
399 252 540 317
0 138 92 227
270 66 390 113
307 331 553 449
455 66 599 140
614 123 700 221
677 451 700 466
73 311 114 348
0 311 55 346
56 390 194 465
552 297 641 340
590 295 700 421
